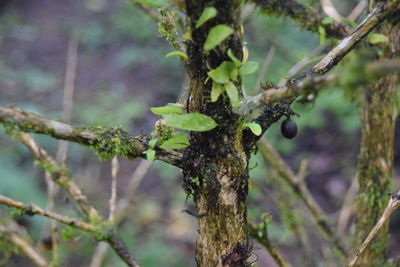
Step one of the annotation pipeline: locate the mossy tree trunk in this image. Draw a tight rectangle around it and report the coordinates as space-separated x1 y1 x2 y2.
354 10 399 266
183 1 252 266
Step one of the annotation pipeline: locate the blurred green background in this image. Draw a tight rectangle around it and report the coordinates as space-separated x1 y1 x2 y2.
0 0 399 266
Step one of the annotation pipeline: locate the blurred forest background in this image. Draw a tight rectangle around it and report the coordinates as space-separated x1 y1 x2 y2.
0 0 399 266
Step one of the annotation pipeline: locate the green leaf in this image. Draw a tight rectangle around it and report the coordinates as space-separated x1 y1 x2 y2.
243 122 262 136
148 138 158 148
318 26 326 45
150 103 184 116
230 67 238 81
239 61 259 76
204 25 234 51
342 17 357 27
368 33 389 44
135 0 168 8
227 48 242 67
211 82 225 102
162 113 217 132
321 16 335 25
160 135 189 149
224 82 238 108
146 149 156 162
165 51 188 60
196 7 217 28
208 61 236 83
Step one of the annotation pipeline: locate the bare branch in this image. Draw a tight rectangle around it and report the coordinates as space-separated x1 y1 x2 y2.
0 195 97 232
320 0 342 22
10 132 140 267
109 156 120 221
257 138 349 258
349 191 400 266
248 218 290 267
0 225 49 267
0 106 185 167
240 0 400 110
253 0 350 37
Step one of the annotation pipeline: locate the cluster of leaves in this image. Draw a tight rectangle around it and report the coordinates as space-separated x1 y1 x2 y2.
144 103 218 161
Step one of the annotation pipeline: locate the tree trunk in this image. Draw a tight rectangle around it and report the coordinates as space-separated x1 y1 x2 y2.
354 17 399 266
183 1 251 266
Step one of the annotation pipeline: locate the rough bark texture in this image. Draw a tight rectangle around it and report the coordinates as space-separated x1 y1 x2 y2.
354 15 399 266
183 1 251 266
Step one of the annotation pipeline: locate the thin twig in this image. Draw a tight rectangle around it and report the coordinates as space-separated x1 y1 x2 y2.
320 0 342 22
240 0 400 110
257 137 349 259
109 156 120 221
57 33 79 163
348 191 400 266
348 0 367 21
248 220 291 267
10 132 140 267
89 160 151 267
0 225 49 267
253 45 276 95
0 195 97 232
337 177 359 236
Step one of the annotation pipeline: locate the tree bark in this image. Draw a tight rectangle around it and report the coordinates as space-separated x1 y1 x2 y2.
354 13 399 266
183 1 251 266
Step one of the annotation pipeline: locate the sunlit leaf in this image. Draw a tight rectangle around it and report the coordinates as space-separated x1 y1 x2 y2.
224 82 238 108
227 48 242 67
151 103 184 115
318 26 326 45
239 61 259 76
321 16 335 25
342 17 357 27
243 122 262 136
160 135 189 149
208 61 236 83
162 113 217 131
204 25 233 51
196 7 217 28
211 82 225 102
149 138 158 148
165 51 188 60
146 149 156 162
368 33 389 44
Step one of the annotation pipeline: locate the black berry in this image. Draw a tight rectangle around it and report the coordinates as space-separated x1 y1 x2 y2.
281 119 297 139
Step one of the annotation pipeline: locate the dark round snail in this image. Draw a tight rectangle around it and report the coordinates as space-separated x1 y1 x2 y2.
281 118 297 139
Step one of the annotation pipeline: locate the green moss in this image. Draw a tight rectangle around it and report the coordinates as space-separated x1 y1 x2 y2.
0 234 19 265
158 9 181 51
86 126 144 161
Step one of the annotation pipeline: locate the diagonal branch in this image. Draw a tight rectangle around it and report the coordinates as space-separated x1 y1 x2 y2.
0 195 97 232
0 224 49 267
349 191 400 266
0 106 185 167
257 138 349 258
253 0 350 38
248 217 290 267
240 0 400 111
6 131 140 267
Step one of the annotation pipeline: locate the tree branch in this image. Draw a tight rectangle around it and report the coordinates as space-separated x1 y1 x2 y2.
257 138 349 259
0 195 97 232
0 225 49 267
253 0 350 38
248 217 290 267
7 132 140 267
349 191 400 266
0 106 185 167
240 0 400 111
